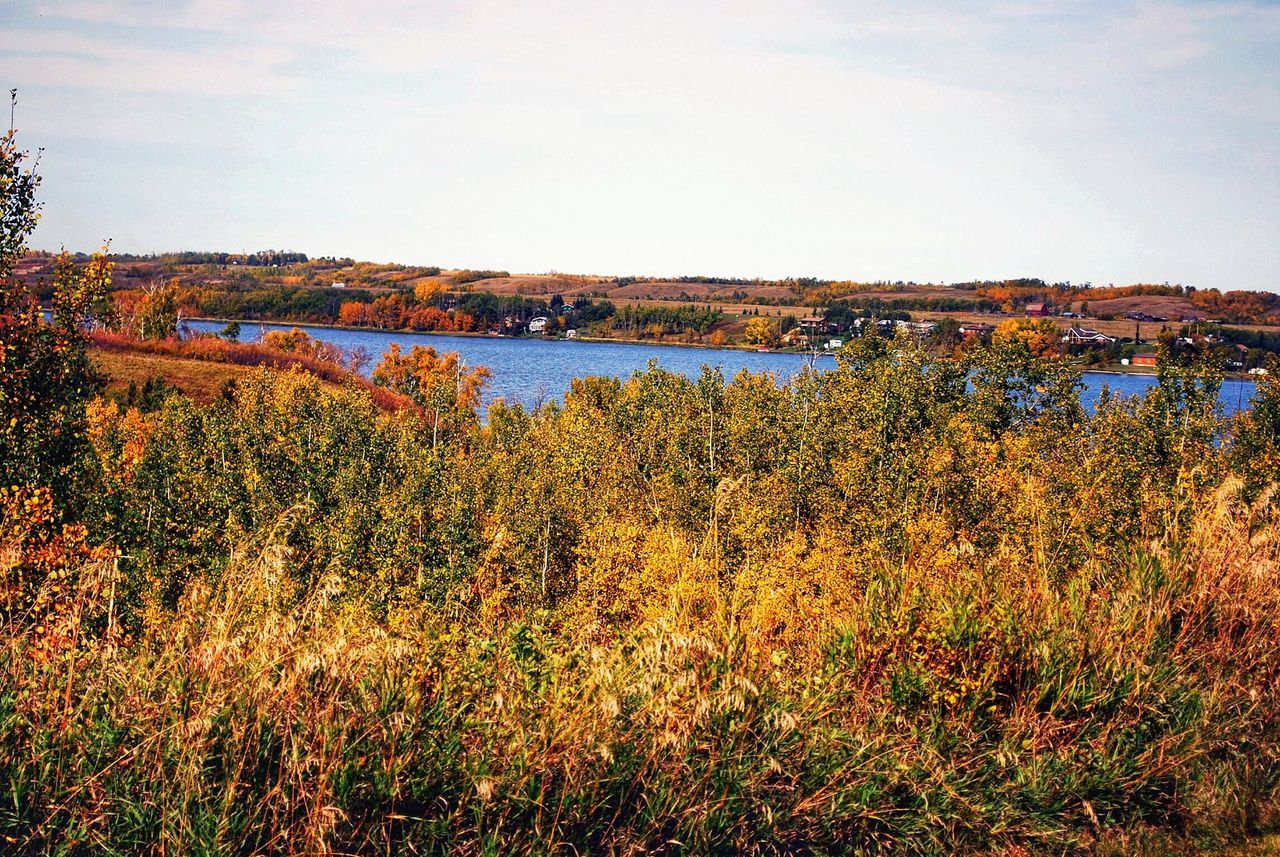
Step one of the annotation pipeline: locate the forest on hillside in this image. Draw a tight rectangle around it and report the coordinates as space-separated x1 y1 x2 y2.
5 128 1280 853
24 250 1280 330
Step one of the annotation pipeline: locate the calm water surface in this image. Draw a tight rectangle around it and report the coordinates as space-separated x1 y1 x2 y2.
186 320 1259 416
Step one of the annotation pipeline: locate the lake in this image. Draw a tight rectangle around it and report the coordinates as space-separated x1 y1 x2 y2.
185 319 1260 416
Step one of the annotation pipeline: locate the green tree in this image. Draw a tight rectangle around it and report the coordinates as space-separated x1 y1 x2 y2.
0 117 107 507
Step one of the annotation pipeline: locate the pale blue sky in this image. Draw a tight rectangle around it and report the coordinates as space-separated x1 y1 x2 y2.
3 1 1278 290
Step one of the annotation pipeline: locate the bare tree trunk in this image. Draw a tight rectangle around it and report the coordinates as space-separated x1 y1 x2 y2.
541 517 550 599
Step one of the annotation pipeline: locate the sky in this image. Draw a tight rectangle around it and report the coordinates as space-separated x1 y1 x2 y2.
3 1 1279 291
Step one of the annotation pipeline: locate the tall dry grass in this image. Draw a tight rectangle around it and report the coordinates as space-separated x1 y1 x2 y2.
2 483 1278 854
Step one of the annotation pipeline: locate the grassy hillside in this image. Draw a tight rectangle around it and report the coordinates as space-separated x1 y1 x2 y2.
88 330 416 411
92 348 256 403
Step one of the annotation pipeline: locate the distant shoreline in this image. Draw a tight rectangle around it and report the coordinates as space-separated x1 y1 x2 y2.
185 316 821 357
184 316 1260 381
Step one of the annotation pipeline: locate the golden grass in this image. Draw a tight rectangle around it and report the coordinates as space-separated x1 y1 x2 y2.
91 348 254 403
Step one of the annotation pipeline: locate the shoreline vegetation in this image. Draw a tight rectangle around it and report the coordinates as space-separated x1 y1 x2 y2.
185 314 1259 380
22 250 1280 377
6 132 1280 854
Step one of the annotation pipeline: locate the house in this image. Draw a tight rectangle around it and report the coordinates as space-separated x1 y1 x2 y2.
527 316 548 334
903 320 939 337
783 330 810 347
1132 352 1158 367
1177 334 1221 350
564 329 578 339
1225 343 1249 372
824 338 844 351
959 323 995 341
1062 326 1116 346
799 316 829 335
331 281 346 289
1026 302 1047 317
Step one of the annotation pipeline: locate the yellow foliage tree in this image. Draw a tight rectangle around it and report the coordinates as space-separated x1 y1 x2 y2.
993 317 1061 358
743 317 779 345
414 279 446 305
262 327 344 363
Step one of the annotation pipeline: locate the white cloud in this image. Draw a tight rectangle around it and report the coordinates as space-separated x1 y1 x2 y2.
6 0 1279 288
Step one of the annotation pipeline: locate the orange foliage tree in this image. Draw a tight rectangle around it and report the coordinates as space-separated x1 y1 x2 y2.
337 301 368 326
373 343 490 449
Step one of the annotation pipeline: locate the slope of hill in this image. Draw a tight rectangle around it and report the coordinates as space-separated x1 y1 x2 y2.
1069 294 1200 319
92 349 256 403
87 332 416 411
21 251 1280 331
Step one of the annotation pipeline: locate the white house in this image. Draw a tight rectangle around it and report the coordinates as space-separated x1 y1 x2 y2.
1062 326 1116 346
331 281 346 289
565 329 578 339
824 338 844 350
527 316 548 334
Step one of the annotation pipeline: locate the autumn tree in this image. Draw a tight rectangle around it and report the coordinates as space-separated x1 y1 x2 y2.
408 306 453 331
347 344 373 375
0 123 108 506
262 326 344 363
1231 372 1280 496
744 316 779 345
135 281 179 340
0 107 113 629
414 279 446 305
337 301 368 326
992 317 1061 358
373 343 491 450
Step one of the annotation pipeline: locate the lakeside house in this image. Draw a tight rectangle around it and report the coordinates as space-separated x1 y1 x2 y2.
959 322 995 341
1132 352 1158 367
527 316 548 334
799 316 831 336
565 329 578 339
851 318 939 339
902 320 939 337
1062 326 1116 346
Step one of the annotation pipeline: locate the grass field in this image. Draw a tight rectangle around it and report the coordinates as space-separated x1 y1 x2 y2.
91 348 254 402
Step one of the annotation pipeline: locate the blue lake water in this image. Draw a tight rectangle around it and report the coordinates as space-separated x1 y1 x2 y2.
185 320 1259 416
